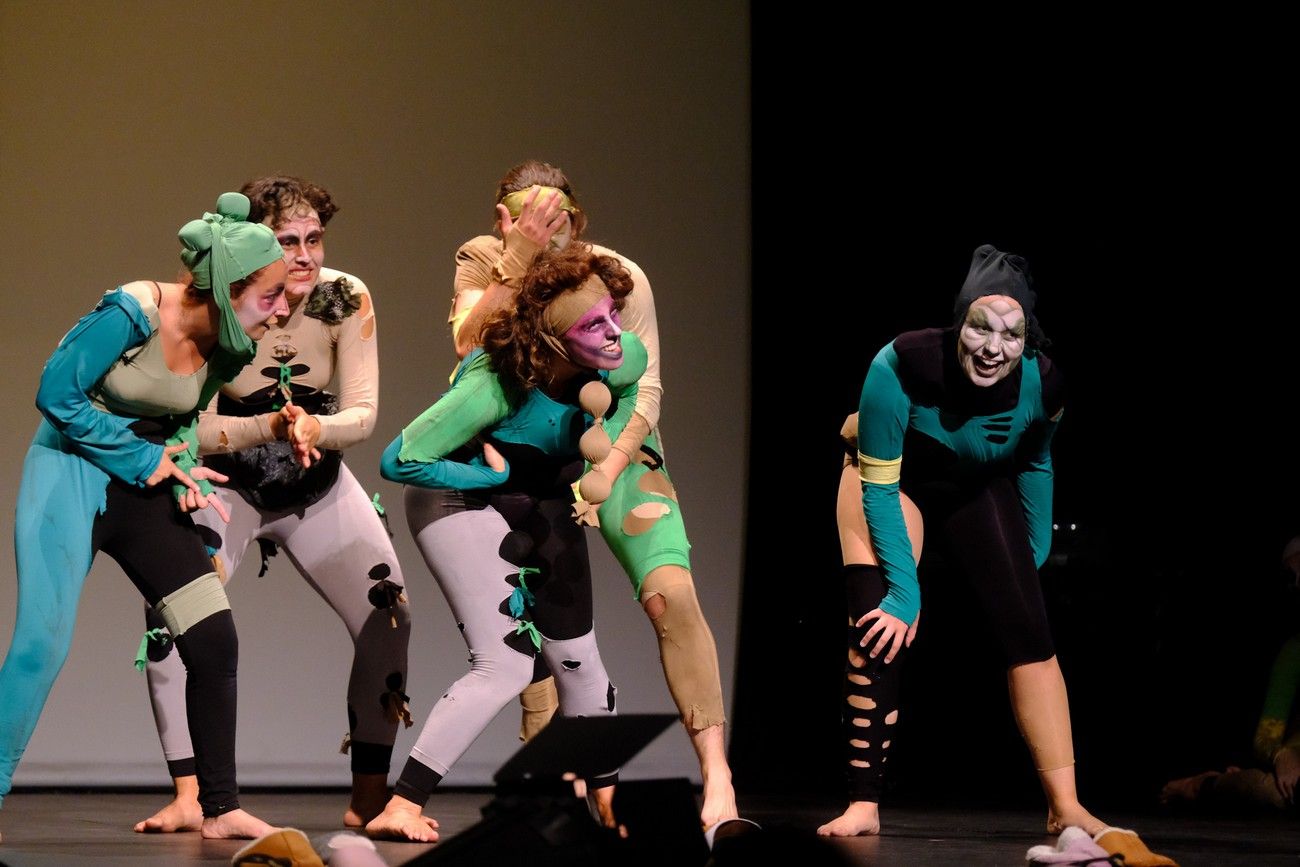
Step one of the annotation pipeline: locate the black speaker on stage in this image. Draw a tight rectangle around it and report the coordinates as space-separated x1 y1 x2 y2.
405 714 709 866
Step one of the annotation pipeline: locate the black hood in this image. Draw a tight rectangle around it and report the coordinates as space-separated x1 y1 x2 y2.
952 244 1047 349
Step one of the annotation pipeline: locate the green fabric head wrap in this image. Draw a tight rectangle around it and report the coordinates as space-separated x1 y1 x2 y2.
178 192 282 377
500 186 577 219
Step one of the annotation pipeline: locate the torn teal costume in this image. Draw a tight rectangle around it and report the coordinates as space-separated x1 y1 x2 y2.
0 286 225 805
858 332 1059 626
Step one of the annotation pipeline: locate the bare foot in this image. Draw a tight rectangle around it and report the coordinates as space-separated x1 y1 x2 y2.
201 809 276 840
133 790 202 832
365 796 440 843
344 773 390 827
1159 770 1220 804
700 773 738 830
687 723 738 829
589 785 628 838
817 801 880 836
1046 805 1106 837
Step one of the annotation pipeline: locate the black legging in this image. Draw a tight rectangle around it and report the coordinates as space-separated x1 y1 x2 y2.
492 491 596 645
842 474 1054 802
93 476 240 817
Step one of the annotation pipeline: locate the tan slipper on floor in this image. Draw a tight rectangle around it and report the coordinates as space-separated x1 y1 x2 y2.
231 827 325 866
1093 826 1178 867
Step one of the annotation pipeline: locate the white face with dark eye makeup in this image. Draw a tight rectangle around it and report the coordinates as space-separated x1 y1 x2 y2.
272 207 325 302
957 295 1026 387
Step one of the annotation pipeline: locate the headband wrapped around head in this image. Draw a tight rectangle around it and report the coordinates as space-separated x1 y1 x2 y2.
539 273 611 361
178 192 282 368
952 243 1047 349
500 186 577 219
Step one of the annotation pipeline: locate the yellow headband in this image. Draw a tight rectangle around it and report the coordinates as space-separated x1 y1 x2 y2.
500 186 577 218
540 273 611 360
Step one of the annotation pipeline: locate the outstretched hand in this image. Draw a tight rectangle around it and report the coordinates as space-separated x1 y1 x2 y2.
146 442 197 489
151 443 231 522
497 185 569 248
1275 746 1300 804
176 466 231 522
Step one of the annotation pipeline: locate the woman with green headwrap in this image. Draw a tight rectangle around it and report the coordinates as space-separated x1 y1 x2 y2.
0 193 288 841
136 176 410 836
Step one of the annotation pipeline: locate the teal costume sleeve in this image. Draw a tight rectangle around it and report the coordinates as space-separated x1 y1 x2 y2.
1254 633 1300 764
381 434 509 490
35 290 163 486
1015 408 1060 569
857 342 921 624
385 349 512 489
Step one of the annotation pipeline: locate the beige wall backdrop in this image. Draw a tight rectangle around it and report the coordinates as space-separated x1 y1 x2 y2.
0 1 749 786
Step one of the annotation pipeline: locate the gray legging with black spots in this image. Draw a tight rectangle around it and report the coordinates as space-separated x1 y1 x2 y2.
144 463 411 776
392 485 616 806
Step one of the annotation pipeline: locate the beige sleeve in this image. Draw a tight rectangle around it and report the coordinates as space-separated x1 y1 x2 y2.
316 278 379 450
613 255 662 431
452 235 521 354
493 228 543 287
196 389 276 455
454 235 499 296
611 411 654 462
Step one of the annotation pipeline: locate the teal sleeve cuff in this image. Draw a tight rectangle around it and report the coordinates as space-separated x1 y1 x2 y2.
863 481 920 623
381 434 509 490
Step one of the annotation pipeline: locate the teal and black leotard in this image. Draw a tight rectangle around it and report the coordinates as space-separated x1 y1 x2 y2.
373 333 646 806
857 326 1064 664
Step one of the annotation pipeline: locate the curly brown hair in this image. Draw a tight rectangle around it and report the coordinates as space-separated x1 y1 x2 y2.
240 175 339 229
481 244 632 397
494 159 588 239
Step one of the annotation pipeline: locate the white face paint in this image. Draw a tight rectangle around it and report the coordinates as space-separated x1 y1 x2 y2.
272 207 325 304
957 295 1027 387
549 211 574 251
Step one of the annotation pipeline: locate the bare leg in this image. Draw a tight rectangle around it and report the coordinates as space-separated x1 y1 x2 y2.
640 581 737 828
200 808 276 840
687 720 737 829
133 774 202 833
1007 657 1105 835
365 794 440 843
344 772 390 828
518 675 559 741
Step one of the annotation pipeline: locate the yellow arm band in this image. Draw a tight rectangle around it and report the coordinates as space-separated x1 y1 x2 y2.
858 453 902 486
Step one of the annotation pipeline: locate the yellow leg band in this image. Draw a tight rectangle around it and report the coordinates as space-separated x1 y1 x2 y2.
153 572 229 639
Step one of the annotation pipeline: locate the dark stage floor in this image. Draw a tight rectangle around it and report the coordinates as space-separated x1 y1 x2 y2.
0 789 1295 865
